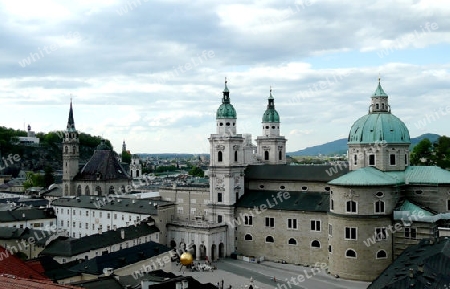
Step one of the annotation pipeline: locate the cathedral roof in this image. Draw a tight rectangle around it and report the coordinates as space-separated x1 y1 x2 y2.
216 79 237 119
348 81 410 145
348 113 410 144
74 149 130 181
262 88 280 123
237 190 330 212
329 166 450 186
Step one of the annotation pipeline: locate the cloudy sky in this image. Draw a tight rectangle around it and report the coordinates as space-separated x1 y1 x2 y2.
1 0 449 154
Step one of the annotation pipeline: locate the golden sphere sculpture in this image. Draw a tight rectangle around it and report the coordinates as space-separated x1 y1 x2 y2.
180 252 193 266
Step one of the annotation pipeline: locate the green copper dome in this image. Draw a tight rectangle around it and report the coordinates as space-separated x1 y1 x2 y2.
348 80 410 145
216 80 237 119
262 89 280 123
348 113 410 144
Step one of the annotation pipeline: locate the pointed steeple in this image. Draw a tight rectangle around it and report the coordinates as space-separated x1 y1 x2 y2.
67 98 76 132
222 77 230 104
216 78 236 119
262 87 279 123
372 77 388 97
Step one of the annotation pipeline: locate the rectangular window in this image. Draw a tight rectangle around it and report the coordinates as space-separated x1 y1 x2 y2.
217 192 223 203
67 221 69 227
375 227 387 241
345 227 357 240
85 211 89 216
329 224 333 236
60 220 64 227
107 213 110 219
92 224 95 230
107 225 110 231
390 154 396 165
85 223 89 229
72 209 76 215
244 215 253 226
447 200 450 210
73 222 76 228
310 220 321 232
405 227 417 239
265 217 275 228
100 212 102 218
369 154 375 166
114 214 117 220
287 218 297 229
218 215 223 223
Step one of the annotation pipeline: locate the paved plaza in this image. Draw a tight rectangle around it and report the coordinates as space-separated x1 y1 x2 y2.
172 258 370 289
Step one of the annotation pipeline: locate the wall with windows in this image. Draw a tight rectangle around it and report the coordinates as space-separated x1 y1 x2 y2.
328 214 392 281
403 185 450 214
235 208 328 266
392 221 436 259
247 180 330 192
348 144 410 172
159 185 210 222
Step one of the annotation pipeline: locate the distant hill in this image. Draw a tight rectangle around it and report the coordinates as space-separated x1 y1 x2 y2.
288 133 441 156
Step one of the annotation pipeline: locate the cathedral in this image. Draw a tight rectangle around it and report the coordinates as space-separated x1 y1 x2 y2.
59 79 450 281
161 79 450 281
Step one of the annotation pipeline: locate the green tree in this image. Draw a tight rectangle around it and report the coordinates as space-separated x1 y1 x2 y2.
44 166 55 187
188 166 204 177
410 138 434 166
433 135 450 169
23 172 45 189
121 151 131 164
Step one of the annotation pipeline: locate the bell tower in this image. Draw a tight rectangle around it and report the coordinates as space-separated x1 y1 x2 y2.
62 99 79 196
208 79 245 256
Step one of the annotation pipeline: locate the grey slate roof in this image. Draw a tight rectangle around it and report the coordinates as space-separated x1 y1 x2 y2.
0 227 53 246
245 164 348 182
0 207 55 222
51 195 173 215
74 149 130 181
237 190 330 212
368 237 450 289
68 241 171 275
41 222 160 257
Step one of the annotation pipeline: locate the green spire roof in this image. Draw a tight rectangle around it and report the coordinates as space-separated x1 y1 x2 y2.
216 79 237 119
262 88 280 123
372 78 388 97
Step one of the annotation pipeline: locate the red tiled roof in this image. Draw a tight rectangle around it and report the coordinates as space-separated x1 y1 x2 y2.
0 275 78 288
25 259 46 275
0 246 47 280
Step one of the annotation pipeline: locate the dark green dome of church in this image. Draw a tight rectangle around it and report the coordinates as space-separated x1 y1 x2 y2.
216 80 237 119
262 89 280 123
348 80 410 145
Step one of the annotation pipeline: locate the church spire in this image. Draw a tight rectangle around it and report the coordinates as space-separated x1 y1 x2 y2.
222 77 230 104
67 98 76 132
370 77 390 113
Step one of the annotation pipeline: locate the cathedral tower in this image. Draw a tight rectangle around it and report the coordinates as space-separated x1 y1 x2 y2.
256 88 287 164
208 79 245 256
62 100 79 196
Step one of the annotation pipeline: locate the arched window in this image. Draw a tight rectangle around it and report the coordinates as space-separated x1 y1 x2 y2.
109 186 115 195
218 151 223 162
244 234 253 241
376 103 379 109
382 103 385 109
234 150 238 162
265 236 274 243
85 186 90 195
264 151 269 161
65 146 68 154
278 150 282 160
354 154 357 165
95 186 102 196
288 238 297 245
346 200 357 213
72 146 76 153
376 250 387 259
311 240 321 248
76 185 81 196
346 249 357 258
375 200 385 213
330 199 334 210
